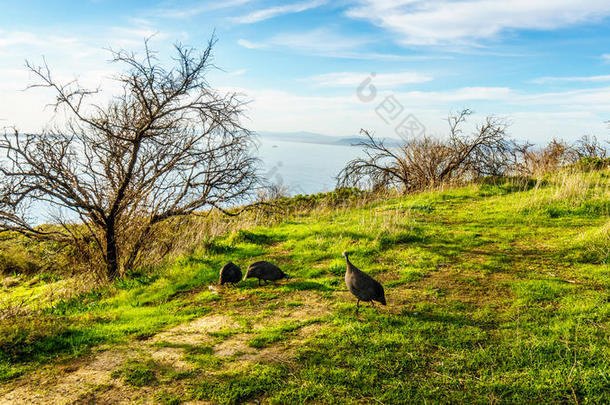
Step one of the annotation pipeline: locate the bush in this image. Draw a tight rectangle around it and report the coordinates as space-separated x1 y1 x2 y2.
338 110 512 193
575 156 610 171
0 250 39 275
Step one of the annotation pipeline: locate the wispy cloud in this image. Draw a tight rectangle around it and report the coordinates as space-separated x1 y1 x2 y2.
602 54 610 63
308 71 433 87
395 87 514 104
236 29 440 60
237 39 267 49
230 0 327 24
531 75 610 84
0 31 79 48
218 84 610 141
152 0 255 19
228 68 247 76
237 28 368 53
262 28 368 52
346 0 610 46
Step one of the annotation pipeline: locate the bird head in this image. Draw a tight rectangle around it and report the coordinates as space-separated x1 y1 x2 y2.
342 251 349 259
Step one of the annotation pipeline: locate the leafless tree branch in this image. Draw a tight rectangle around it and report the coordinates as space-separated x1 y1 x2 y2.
0 37 260 280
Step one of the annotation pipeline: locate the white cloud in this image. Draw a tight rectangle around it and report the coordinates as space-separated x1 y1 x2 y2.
389 85 610 110
520 86 610 108
266 28 369 53
217 83 610 142
0 31 79 49
531 75 610 84
308 71 433 87
220 86 371 135
230 0 327 24
237 39 267 49
602 54 610 63
0 26 184 131
236 29 432 60
237 29 368 54
107 27 174 48
394 87 514 104
151 0 255 19
346 0 610 46
228 69 247 76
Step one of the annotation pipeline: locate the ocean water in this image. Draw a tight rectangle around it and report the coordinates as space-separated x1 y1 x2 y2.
28 139 364 223
257 139 364 195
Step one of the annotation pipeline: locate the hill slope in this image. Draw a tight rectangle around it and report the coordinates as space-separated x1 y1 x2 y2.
2 170 610 404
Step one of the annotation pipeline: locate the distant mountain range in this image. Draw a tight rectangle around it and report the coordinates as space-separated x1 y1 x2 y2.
257 131 402 147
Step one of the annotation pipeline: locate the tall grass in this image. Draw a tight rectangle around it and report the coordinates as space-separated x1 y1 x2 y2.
518 168 610 218
569 220 610 264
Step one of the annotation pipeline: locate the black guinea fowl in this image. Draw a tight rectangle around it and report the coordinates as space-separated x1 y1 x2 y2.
343 251 386 314
219 262 242 286
243 261 289 286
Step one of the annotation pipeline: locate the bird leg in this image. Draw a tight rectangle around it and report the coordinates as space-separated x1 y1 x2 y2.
369 301 376 307
258 279 261 286
356 300 360 315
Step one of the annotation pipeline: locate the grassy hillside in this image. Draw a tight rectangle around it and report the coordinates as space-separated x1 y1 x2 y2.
2 169 610 404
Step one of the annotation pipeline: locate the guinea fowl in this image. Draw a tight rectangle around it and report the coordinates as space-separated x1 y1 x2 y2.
343 251 386 314
243 261 289 286
219 262 242 286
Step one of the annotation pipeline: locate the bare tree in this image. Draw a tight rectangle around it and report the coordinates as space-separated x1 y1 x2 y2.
573 135 608 160
0 37 259 280
337 109 511 192
512 138 582 176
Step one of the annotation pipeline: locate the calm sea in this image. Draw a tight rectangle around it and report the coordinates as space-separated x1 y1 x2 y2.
28 139 363 223
257 139 364 195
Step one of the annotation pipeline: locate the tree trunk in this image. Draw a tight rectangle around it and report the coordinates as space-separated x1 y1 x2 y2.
106 224 119 280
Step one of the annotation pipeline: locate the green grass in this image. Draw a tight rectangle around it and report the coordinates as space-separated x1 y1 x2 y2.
111 359 158 387
190 363 288 405
247 319 323 348
3 170 610 403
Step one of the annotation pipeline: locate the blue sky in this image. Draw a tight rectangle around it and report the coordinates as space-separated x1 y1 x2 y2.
2 0 610 142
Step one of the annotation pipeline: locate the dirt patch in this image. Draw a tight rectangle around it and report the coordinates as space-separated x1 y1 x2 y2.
214 333 252 357
0 291 334 403
148 347 193 372
214 332 297 366
0 349 137 405
150 314 240 346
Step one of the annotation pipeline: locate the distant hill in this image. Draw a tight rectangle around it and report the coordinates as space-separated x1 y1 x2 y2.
257 131 401 147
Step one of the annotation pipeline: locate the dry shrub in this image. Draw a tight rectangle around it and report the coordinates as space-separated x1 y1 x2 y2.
338 110 512 193
513 139 576 176
513 135 609 176
340 108 609 195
